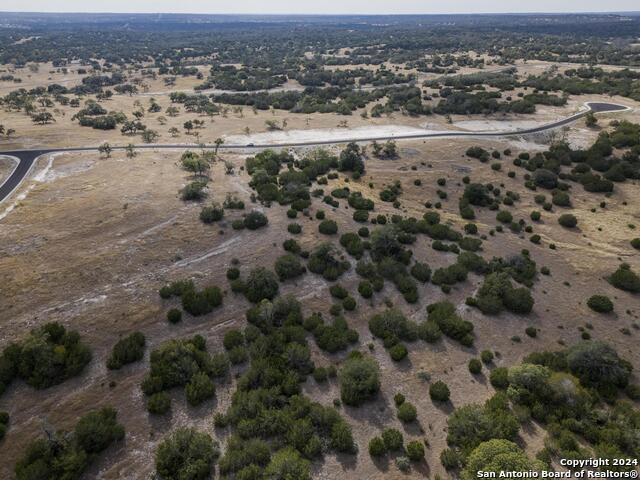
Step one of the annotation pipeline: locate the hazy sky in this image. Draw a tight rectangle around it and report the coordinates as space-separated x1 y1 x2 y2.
1 0 639 14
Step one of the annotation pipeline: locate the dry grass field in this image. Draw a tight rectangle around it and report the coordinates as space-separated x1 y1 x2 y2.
1 44 639 480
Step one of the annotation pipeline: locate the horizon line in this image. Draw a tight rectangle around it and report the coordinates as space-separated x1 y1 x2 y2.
1 10 640 16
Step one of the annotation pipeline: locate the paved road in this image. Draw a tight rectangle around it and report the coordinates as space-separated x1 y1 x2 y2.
0 102 630 204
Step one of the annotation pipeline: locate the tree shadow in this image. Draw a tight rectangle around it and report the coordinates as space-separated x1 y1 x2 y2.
413 459 431 478
432 399 455 415
335 451 359 470
148 408 174 433
401 419 426 436
343 394 392 429
371 455 391 472
394 356 414 373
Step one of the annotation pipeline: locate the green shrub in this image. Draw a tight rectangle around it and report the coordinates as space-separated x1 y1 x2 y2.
267 448 313 479
490 367 509 389
244 267 279 302
353 210 369 222
381 428 403 452
417 321 442 343
609 263 640 293
429 381 450 402
525 326 537 338
552 191 571 207
107 332 146 370
313 367 328 382
481 350 494 364
463 439 544 479
464 223 478 235
459 237 483 252
446 399 519 459
227 346 248 365
141 336 226 397
368 436 386 457
155 428 219 480
287 223 302 234
328 421 355 453
185 372 216 406
631 238 640 250
533 169 558 189
283 238 301 254
182 286 223 316
339 355 380 406
389 343 408 361
369 308 418 344
147 392 171 414
466 146 489 161
274 254 306 281
558 214 578 228
471 272 534 315
496 210 513 224
244 211 268 230
307 243 350 281
530 211 541 221
319 219 338 235
440 448 461 470
0 322 92 392
200 205 224 223
181 181 207 201
342 296 357 311
167 308 182 324
468 358 482 374
410 262 431 282
397 402 417 422
312 316 359 353
427 301 473 346
330 284 348 299
339 232 364 258
431 263 468 287
566 341 631 390
358 280 373 298
406 440 425 461
222 331 244 352
231 219 245 230
15 409 119 478
587 295 614 313
74 406 125 455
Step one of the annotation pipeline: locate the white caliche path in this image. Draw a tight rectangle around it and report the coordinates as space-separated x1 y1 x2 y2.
0 102 632 213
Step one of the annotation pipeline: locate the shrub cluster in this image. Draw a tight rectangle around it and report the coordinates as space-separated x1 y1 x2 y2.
467 272 534 315
107 331 146 370
141 335 228 408
155 427 219 480
308 314 359 353
0 322 92 395
16 407 124 480
369 308 418 360
339 353 380 406
609 263 640 293
586 295 614 313
159 279 223 316
308 243 350 281
426 301 474 346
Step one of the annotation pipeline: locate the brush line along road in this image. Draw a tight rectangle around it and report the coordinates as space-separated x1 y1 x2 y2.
0 102 629 204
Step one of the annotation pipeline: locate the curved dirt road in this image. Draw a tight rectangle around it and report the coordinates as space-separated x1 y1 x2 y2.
0 102 630 205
